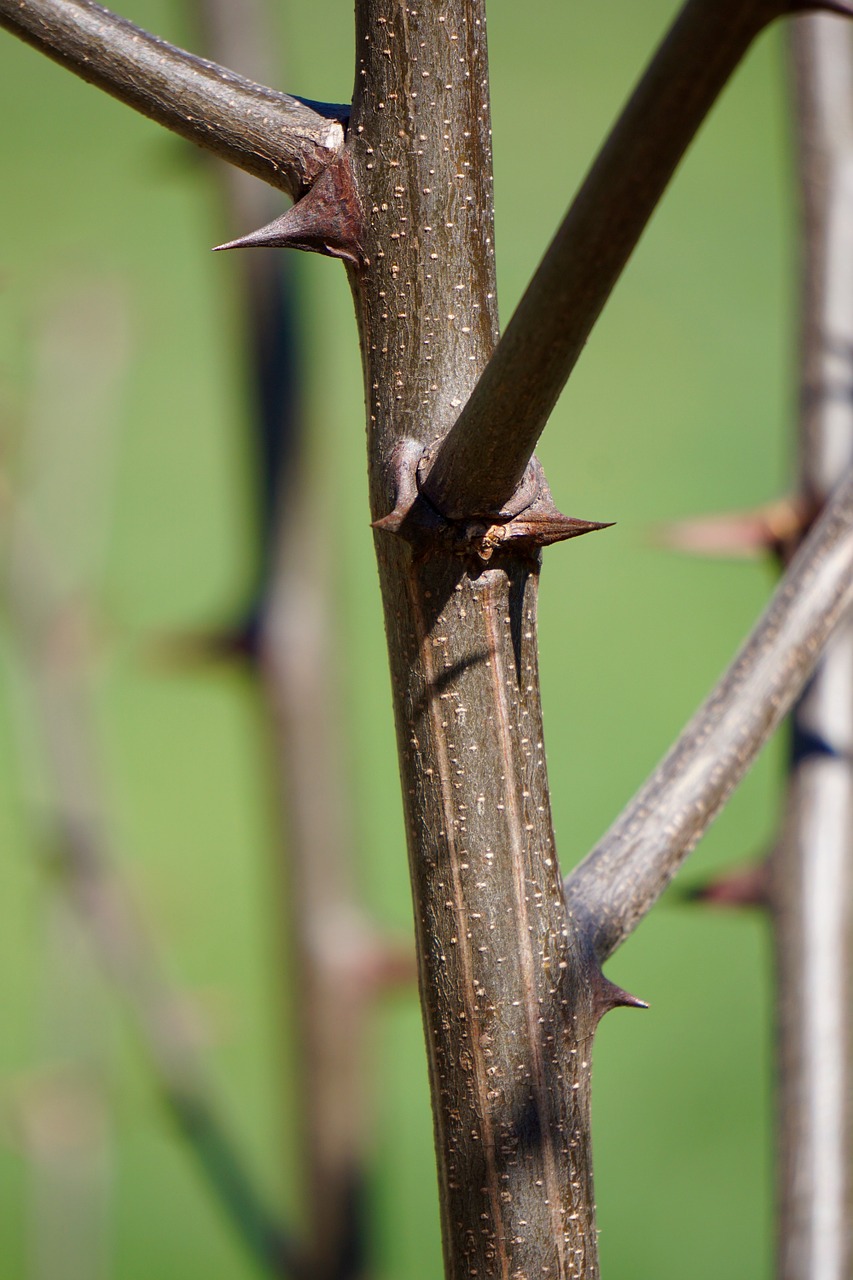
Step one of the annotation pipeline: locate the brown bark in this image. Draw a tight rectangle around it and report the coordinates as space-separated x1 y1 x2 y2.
771 16 853 1278
4 1 853 1277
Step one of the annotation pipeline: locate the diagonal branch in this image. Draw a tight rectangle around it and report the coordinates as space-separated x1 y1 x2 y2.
0 0 347 199
421 0 853 520
564 462 853 963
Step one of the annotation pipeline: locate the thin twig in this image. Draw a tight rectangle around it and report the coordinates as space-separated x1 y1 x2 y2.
0 0 347 199
564 463 853 962
771 16 853 1279
421 0 853 520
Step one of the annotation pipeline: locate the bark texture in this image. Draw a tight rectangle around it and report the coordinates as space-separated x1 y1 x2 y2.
345 2 603 1277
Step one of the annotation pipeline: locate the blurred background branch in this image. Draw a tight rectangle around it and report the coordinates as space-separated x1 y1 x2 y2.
0 279 298 1277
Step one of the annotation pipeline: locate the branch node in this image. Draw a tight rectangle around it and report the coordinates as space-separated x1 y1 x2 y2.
417 444 541 521
373 443 612 561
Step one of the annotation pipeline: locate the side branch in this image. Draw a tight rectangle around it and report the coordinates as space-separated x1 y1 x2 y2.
564 464 853 962
0 0 347 199
421 0 852 519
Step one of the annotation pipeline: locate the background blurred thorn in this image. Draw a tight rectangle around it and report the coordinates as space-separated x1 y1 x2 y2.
684 860 770 909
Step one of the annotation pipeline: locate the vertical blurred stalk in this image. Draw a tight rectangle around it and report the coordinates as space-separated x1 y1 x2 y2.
773 18 853 1279
2 281 295 1277
25 902 112 1280
192 5 409 1277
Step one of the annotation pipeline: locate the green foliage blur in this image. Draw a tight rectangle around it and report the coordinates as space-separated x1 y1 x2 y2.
0 1 793 1275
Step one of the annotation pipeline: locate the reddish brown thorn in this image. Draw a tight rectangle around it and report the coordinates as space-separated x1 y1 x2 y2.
593 973 649 1022
371 509 406 535
684 861 770 910
653 496 810 565
500 512 614 549
213 152 364 267
371 440 425 537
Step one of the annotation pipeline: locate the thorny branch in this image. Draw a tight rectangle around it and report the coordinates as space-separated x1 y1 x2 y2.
421 0 853 521
4 0 853 1277
0 0 347 199
564 463 853 962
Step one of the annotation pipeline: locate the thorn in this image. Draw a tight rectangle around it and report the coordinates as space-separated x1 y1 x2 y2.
213 215 294 253
371 508 406 535
213 153 364 267
503 513 614 548
601 979 649 1012
653 497 809 563
370 439 428 538
684 861 769 910
592 972 649 1022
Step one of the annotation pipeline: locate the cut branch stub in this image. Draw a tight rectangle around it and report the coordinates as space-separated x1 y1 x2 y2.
213 151 366 267
372 442 612 563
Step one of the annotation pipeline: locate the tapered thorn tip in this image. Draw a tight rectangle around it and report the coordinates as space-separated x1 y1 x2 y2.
212 216 293 253
596 976 649 1017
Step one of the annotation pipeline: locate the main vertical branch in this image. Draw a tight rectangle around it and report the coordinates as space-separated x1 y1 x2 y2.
345 2 603 1278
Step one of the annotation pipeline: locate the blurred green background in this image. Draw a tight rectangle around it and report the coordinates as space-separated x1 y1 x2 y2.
0 1 796 1276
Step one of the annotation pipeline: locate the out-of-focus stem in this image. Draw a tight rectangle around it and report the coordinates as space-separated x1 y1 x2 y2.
772 18 853 1279
0 286 299 1277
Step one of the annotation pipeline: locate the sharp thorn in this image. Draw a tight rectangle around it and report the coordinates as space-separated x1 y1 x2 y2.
212 154 364 266
602 980 649 1011
504 513 614 548
371 508 406 534
593 972 649 1021
213 213 295 253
